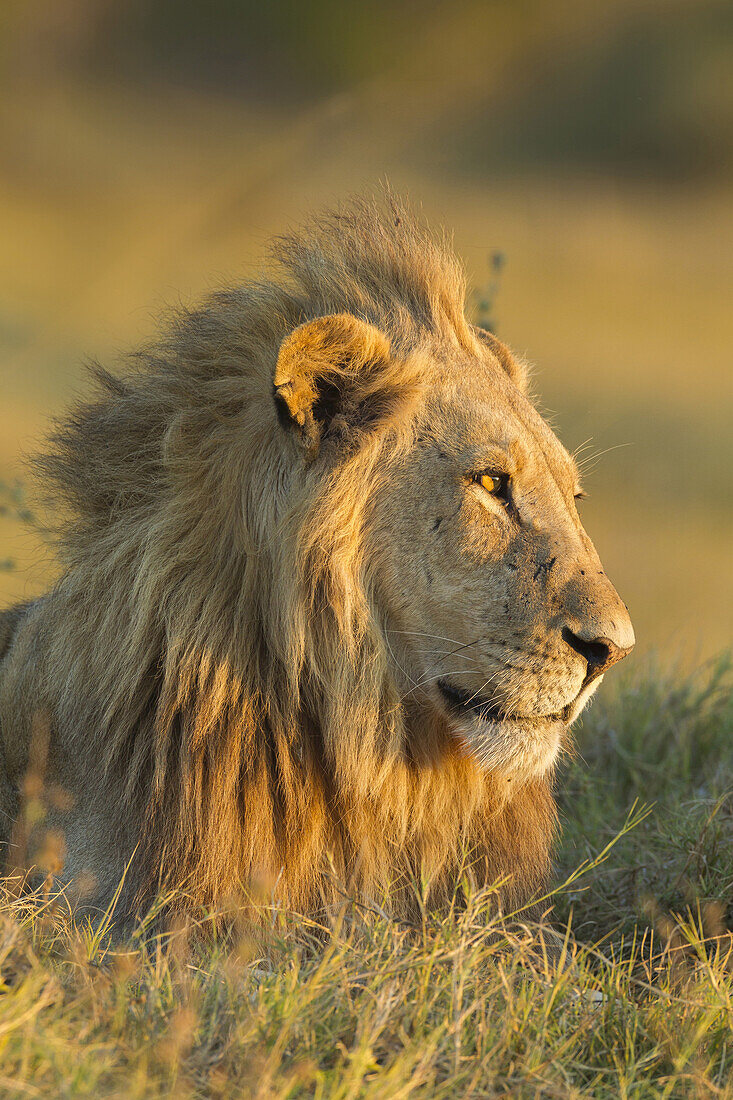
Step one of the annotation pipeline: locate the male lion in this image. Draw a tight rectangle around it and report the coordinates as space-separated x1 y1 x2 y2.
0 197 633 923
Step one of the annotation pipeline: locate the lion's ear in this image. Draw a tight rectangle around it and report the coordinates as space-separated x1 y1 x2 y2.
273 314 399 460
473 326 529 394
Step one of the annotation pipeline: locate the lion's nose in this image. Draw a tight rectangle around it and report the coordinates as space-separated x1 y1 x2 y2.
561 626 634 677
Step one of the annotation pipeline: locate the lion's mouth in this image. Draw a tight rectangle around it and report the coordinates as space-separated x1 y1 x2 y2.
436 679 570 725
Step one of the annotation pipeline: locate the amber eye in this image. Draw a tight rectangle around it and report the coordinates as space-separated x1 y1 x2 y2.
473 471 509 501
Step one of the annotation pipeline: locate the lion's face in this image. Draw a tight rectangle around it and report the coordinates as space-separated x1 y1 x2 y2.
274 313 634 782
368 338 635 781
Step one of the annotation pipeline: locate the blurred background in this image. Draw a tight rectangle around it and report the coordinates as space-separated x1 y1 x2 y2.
0 0 731 660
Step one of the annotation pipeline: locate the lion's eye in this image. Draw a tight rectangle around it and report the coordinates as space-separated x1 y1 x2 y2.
473 471 510 502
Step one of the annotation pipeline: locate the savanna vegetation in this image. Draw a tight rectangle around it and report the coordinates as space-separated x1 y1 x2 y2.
0 652 731 1098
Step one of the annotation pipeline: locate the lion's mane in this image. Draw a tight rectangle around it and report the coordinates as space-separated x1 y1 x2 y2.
33 197 556 918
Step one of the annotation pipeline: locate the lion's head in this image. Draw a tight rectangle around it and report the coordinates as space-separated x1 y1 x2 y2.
271 276 633 792
15 195 633 918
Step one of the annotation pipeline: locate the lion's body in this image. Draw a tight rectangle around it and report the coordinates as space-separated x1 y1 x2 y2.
0 586 555 919
0 197 632 924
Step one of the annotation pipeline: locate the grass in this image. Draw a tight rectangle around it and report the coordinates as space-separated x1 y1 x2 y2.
0 658 731 1098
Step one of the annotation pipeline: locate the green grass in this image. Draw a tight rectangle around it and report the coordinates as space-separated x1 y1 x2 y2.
0 659 731 1098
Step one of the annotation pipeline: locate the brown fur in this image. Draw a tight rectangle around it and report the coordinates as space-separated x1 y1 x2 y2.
0 196 632 923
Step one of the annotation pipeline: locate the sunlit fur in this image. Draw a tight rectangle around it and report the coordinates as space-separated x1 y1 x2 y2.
0 197 559 921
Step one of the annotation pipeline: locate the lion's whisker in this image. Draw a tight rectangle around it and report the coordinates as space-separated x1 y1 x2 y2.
383 631 421 691
461 670 504 709
389 630 483 651
399 665 483 701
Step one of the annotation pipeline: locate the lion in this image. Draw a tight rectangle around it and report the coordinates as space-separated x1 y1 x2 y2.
0 196 634 925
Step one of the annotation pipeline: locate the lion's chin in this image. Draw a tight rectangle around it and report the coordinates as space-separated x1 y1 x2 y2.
449 713 564 783
435 677 592 782
434 674 606 782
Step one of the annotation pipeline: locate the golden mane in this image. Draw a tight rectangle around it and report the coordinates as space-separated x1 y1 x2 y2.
32 196 555 917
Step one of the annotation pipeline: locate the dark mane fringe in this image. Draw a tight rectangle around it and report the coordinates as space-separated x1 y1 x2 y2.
32 194 555 917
